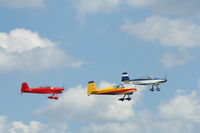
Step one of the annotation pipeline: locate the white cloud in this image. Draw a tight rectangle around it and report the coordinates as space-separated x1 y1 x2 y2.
81 110 199 133
80 88 200 133
159 90 200 123
121 16 200 48
76 80 200 133
0 29 53 53
9 121 43 133
0 29 83 72
0 116 7 132
75 0 200 17
121 16 200 67
82 122 136 133
0 0 44 8
161 51 193 68
0 116 69 133
35 81 139 122
126 0 200 16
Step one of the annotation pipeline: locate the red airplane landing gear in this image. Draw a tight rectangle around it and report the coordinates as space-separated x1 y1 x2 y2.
48 94 59 100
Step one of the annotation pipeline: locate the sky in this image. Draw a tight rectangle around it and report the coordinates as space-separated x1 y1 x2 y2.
0 0 200 132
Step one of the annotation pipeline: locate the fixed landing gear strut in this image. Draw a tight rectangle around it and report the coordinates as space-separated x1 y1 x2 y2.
48 94 59 100
118 94 132 101
150 84 160 92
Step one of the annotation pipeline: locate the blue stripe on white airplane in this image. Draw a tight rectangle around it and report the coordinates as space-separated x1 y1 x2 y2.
121 72 167 92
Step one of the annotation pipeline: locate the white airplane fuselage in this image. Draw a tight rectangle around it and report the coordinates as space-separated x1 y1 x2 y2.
122 78 167 85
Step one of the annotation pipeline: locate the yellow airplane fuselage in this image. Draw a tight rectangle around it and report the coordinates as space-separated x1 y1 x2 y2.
87 81 137 95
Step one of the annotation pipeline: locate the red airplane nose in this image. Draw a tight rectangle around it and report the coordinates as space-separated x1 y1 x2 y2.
55 87 64 91
58 87 64 92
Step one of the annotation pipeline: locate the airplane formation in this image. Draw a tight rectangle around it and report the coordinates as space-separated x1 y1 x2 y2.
20 72 167 101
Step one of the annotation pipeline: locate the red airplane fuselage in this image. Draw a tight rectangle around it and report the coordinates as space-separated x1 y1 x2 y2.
21 82 64 99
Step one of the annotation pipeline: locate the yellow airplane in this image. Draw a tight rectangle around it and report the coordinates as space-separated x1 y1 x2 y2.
87 81 137 101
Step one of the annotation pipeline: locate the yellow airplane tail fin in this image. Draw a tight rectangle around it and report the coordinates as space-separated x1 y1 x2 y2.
87 81 97 95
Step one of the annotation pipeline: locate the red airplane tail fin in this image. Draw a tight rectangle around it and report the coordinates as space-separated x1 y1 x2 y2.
21 82 30 92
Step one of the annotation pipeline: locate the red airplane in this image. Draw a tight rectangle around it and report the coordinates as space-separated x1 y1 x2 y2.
21 82 64 100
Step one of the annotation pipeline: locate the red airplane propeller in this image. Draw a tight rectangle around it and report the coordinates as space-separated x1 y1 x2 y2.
21 82 64 100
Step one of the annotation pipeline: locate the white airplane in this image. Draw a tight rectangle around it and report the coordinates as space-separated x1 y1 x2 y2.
121 72 167 91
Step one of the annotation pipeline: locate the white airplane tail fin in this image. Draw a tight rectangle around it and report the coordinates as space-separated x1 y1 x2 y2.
121 72 130 83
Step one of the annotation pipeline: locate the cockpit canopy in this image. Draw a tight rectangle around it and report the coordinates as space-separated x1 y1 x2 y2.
113 85 124 88
140 76 155 79
40 86 51 88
